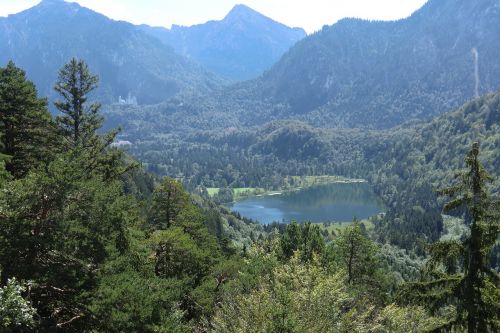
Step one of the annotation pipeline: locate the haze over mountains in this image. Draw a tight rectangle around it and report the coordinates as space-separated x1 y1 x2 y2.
2 0 500 130
0 0 305 104
0 0 225 105
260 0 500 127
149 0 500 130
139 5 306 81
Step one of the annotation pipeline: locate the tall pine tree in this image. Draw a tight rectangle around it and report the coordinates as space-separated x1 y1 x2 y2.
148 177 190 229
0 61 55 178
54 58 102 147
1 60 135 331
400 143 500 332
327 219 379 285
54 58 126 180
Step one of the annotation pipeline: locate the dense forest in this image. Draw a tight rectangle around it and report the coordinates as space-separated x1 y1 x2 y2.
111 91 499 254
104 0 500 130
1 58 499 332
1 0 500 331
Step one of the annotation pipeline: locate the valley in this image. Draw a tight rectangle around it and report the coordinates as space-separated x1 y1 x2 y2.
0 0 499 332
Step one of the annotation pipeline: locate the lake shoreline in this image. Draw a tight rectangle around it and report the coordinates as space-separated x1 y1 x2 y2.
208 175 368 202
226 181 383 225
252 178 368 198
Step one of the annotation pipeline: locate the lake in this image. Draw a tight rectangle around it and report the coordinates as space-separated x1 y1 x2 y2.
228 182 384 224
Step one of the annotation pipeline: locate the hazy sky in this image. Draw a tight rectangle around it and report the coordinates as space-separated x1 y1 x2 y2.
0 0 428 33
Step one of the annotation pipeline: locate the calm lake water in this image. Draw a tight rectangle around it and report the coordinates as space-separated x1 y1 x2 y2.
228 182 384 224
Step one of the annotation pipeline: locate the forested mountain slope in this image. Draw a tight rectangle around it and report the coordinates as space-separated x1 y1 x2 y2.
119 89 499 252
139 5 306 81
367 91 500 249
257 0 500 128
130 0 500 131
0 0 224 105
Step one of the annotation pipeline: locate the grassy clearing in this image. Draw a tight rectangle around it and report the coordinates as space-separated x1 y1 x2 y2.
206 188 220 196
206 187 265 198
206 175 367 199
234 187 265 196
288 175 366 188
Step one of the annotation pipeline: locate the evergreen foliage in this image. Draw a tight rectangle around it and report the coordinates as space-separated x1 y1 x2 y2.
0 151 134 330
0 59 498 332
117 90 500 254
0 60 231 331
279 221 325 262
54 58 102 147
54 58 130 181
326 220 378 285
399 143 500 332
0 61 55 178
148 177 189 229
0 133 10 182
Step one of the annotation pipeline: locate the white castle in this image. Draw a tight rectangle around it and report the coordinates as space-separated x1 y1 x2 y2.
118 93 138 105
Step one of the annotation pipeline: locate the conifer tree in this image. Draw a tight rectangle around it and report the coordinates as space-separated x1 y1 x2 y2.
0 61 55 178
55 58 102 147
329 219 378 285
0 151 135 330
54 58 126 180
280 221 302 259
279 221 325 262
299 222 325 262
148 177 190 229
400 143 500 332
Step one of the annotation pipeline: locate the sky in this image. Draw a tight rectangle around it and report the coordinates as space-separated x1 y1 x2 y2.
0 0 428 33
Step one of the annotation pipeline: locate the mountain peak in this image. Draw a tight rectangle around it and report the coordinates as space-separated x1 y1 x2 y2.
16 0 82 18
40 0 66 5
35 0 81 11
228 4 257 13
225 4 265 21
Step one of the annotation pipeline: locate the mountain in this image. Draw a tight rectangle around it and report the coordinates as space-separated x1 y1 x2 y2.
257 0 500 128
260 0 500 127
150 0 500 130
0 0 224 105
139 4 306 81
